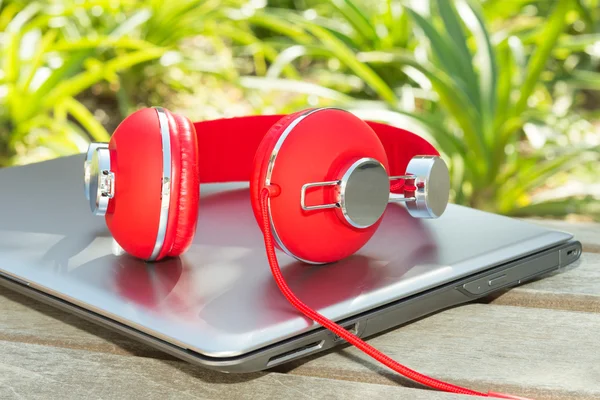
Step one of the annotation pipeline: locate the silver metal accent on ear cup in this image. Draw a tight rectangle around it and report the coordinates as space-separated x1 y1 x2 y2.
265 107 338 265
300 180 340 211
84 142 109 202
338 158 390 228
148 107 172 261
85 144 112 216
403 156 450 219
299 155 450 225
300 159 394 229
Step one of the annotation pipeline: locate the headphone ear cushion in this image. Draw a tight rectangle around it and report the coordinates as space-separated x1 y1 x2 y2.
250 110 309 230
106 108 165 260
158 110 200 259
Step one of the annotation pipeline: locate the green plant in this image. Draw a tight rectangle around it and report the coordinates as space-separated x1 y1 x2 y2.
0 0 291 165
248 0 416 101
246 0 599 219
0 1 165 166
99 0 295 118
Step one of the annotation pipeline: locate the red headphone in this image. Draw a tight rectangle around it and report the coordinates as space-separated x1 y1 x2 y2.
84 107 527 399
85 107 449 262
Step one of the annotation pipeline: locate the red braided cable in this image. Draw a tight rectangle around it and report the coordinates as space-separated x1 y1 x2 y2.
259 188 533 400
259 189 484 396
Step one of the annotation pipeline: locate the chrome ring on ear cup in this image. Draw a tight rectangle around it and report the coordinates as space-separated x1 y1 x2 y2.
148 107 172 261
404 156 450 219
85 144 112 216
84 142 109 202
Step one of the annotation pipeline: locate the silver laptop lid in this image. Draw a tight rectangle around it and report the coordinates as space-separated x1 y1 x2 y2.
0 156 571 357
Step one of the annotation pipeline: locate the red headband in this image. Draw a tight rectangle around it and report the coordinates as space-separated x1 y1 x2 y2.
193 115 439 184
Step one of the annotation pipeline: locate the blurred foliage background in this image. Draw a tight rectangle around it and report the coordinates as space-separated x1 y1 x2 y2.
0 0 598 220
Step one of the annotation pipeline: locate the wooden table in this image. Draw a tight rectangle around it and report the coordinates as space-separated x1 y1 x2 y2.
1 219 598 400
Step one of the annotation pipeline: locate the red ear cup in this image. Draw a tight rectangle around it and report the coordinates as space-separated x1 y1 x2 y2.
106 108 165 259
105 108 199 261
250 108 390 264
157 110 199 260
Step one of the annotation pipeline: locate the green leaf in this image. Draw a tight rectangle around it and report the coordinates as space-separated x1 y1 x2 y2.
493 40 515 134
33 50 94 109
456 0 498 146
436 0 481 109
41 48 165 112
573 0 595 30
62 98 110 142
3 32 20 84
300 21 398 105
49 36 157 52
508 196 600 220
405 8 479 109
109 8 152 38
498 148 599 212
5 1 40 33
238 76 354 103
266 45 332 78
514 0 573 116
556 33 600 51
563 70 600 90
247 12 313 45
349 107 469 162
207 23 298 78
330 0 378 46
356 50 487 177
0 2 22 32
21 29 58 92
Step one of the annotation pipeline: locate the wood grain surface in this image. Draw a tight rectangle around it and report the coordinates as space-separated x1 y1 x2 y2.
1 219 598 400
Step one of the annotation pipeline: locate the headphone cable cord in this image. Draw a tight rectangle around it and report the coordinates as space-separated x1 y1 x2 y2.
259 188 532 400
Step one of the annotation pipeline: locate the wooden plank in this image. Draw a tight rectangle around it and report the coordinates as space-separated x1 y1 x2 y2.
278 304 600 400
489 252 600 312
0 341 471 400
525 219 600 253
4 285 599 399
